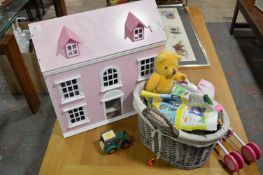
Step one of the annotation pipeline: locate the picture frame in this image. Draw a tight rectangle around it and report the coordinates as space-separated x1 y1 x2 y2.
158 4 210 67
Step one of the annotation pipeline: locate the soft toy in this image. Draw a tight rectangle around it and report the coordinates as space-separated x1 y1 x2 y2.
146 51 187 94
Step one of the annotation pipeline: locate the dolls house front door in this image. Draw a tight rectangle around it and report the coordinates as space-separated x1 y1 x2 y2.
102 89 124 120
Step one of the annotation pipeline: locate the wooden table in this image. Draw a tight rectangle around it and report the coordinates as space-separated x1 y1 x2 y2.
229 0 263 46
39 6 260 175
0 0 40 114
0 34 40 113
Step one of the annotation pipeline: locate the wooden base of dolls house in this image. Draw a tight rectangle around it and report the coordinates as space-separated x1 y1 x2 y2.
63 111 136 138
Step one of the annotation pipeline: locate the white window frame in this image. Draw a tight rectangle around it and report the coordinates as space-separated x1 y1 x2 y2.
100 66 123 92
63 103 89 128
137 56 156 81
133 27 144 41
55 75 85 105
66 43 80 58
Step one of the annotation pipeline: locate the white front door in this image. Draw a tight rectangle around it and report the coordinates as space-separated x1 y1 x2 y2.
101 90 124 120
104 97 122 119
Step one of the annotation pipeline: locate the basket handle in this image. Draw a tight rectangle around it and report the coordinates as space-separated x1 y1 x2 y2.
142 108 179 138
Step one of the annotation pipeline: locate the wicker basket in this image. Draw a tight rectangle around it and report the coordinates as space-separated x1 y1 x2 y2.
133 82 230 169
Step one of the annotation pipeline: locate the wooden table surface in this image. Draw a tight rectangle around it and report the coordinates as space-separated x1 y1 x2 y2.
39 6 260 175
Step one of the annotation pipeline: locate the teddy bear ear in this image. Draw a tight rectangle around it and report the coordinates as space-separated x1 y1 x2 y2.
156 51 182 63
155 51 167 64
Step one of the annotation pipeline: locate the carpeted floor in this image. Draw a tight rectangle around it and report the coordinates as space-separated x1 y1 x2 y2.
0 20 262 175
207 22 263 173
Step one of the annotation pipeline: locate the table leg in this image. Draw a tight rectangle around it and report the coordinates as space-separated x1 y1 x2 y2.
0 34 40 114
230 0 239 35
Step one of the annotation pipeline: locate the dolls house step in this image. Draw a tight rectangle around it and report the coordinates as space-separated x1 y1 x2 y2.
106 107 120 113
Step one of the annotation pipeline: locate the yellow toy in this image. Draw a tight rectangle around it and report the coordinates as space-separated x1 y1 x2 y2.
146 51 187 94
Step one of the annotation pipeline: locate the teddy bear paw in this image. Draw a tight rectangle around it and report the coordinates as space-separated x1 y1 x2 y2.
179 74 187 81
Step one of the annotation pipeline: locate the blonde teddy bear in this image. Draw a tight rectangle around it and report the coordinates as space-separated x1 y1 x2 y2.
146 51 187 94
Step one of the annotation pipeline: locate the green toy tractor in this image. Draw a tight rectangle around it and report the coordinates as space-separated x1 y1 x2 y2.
99 130 131 154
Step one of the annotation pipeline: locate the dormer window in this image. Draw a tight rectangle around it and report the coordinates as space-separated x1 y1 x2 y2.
66 43 80 58
58 26 81 58
125 12 147 42
134 27 144 41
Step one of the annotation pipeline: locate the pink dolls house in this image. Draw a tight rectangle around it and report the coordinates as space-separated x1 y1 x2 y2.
29 0 166 138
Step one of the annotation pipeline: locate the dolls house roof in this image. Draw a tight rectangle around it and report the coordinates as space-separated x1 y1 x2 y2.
58 26 81 48
29 0 166 75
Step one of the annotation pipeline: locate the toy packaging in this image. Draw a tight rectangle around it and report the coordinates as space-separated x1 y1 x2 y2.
141 83 220 131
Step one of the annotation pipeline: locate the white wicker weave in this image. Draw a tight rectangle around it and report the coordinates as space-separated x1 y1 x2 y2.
133 81 230 169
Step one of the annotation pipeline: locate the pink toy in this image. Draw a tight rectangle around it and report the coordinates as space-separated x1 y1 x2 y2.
217 128 262 172
29 0 166 138
197 79 215 98
215 104 224 112
217 141 245 172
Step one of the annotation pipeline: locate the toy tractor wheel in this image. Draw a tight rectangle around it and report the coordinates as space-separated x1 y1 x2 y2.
108 148 117 155
121 139 131 149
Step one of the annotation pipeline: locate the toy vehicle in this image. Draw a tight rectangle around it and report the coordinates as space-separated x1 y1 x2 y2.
100 130 131 154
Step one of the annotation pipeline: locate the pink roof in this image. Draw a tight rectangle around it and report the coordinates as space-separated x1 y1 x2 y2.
125 12 146 32
29 0 166 74
58 26 81 48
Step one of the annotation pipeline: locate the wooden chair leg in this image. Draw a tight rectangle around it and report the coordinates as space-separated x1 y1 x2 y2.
230 0 239 35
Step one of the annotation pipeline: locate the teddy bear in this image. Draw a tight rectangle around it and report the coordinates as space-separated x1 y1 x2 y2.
145 51 187 94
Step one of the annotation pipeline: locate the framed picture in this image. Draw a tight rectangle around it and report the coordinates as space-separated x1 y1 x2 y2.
158 5 210 67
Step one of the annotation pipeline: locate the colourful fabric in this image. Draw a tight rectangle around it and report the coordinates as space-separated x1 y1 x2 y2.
141 83 220 131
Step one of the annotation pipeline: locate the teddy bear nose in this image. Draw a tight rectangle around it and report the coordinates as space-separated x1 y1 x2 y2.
173 69 176 75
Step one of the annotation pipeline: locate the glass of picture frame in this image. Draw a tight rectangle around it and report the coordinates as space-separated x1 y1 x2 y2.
158 4 210 67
